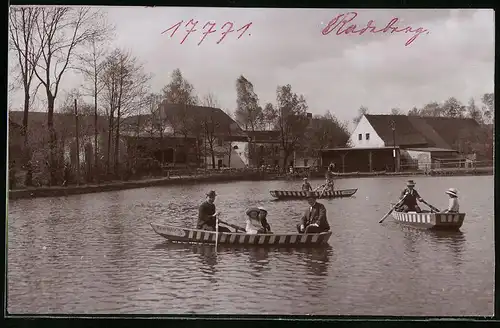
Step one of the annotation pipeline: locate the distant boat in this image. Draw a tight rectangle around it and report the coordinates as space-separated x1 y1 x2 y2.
269 188 357 200
150 223 332 247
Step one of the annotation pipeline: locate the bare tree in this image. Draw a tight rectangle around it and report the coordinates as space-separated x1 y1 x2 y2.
9 7 43 165
304 111 350 161
76 19 114 180
390 108 402 115
28 7 108 185
162 69 201 167
481 92 494 124
269 84 310 170
202 93 221 168
100 48 151 175
352 106 369 125
467 97 482 124
223 108 234 168
262 102 277 130
235 75 263 131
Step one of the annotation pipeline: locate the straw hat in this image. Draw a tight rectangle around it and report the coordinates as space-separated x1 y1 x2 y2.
445 188 458 197
206 190 217 197
407 180 416 186
246 207 260 216
303 177 308 180
257 206 268 213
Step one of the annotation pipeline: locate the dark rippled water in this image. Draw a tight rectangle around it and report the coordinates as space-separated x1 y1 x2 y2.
7 175 494 316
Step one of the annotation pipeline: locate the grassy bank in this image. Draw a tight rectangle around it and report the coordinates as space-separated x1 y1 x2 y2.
8 170 276 200
8 166 494 200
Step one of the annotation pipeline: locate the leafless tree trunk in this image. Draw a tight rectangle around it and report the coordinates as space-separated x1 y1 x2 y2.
76 23 113 181
9 7 43 168
28 7 108 185
101 48 151 176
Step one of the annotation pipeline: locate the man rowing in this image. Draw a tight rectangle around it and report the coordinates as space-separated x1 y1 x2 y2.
397 180 424 213
296 191 330 233
323 163 335 192
197 190 231 232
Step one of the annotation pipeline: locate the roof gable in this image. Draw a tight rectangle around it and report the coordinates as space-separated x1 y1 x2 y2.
161 103 245 136
364 114 427 146
8 111 108 139
364 114 482 150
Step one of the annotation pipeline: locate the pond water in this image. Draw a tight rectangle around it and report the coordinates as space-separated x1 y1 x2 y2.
7 175 494 316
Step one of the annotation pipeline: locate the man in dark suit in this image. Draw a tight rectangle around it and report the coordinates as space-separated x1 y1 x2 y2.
398 180 424 213
296 191 330 233
197 190 231 232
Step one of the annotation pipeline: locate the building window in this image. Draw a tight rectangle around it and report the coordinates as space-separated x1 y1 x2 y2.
366 133 370 140
358 134 362 140
217 139 223 147
304 159 308 166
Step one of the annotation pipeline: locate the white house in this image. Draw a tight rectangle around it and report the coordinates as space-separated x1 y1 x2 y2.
348 115 386 148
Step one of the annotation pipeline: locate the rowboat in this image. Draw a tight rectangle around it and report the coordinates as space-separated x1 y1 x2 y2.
390 207 465 231
150 223 332 246
270 188 357 200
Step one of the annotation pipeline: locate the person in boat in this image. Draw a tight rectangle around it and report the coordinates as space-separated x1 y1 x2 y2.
258 206 272 233
302 177 312 191
245 207 268 234
297 191 330 234
398 180 424 213
321 163 335 192
444 188 459 213
197 190 231 232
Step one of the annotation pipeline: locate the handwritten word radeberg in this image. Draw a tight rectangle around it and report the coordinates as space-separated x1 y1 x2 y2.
321 12 429 46
162 19 252 46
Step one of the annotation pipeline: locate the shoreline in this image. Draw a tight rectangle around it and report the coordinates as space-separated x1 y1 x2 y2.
9 168 493 200
8 171 276 200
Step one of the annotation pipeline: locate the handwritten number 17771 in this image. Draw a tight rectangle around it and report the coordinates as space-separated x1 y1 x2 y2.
162 20 252 45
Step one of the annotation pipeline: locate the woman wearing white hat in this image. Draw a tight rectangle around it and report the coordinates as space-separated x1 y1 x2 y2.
444 188 460 213
245 207 272 234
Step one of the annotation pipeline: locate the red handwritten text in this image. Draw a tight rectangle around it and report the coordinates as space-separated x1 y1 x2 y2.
321 12 429 46
162 20 253 45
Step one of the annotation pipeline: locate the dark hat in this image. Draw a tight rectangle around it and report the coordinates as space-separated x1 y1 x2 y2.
407 180 416 186
206 190 217 197
246 207 260 216
305 191 317 199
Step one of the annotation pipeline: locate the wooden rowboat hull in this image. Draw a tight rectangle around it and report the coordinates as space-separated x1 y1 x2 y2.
390 207 465 231
150 223 332 246
270 188 357 200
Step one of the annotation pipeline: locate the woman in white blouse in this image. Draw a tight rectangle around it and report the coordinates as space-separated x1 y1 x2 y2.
444 188 460 213
245 208 265 234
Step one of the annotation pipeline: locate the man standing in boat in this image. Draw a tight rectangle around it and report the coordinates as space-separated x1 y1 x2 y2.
197 190 231 232
399 180 424 213
322 163 335 192
297 191 330 234
302 177 312 191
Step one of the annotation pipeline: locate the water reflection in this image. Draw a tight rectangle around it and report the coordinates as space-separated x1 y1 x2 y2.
429 230 466 267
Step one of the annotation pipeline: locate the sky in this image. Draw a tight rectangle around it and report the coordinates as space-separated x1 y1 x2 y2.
8 7 495 129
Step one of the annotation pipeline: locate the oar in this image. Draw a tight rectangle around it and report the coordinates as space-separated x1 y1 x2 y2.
379 193 408 223
215 214 219 250
219 219 246 232
421 200 441 213
314 184 325 191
